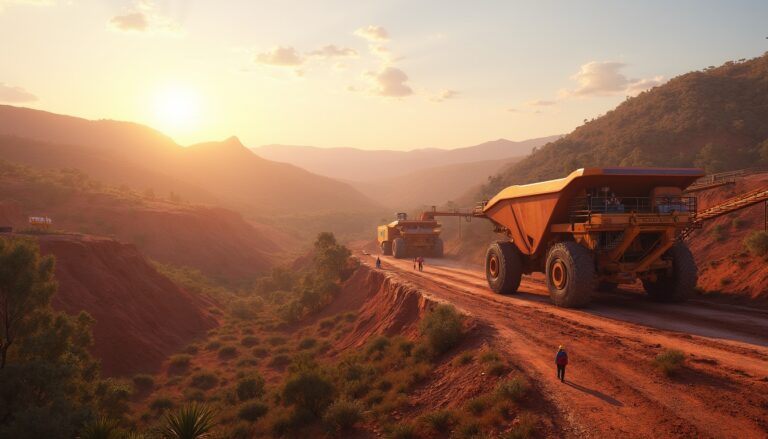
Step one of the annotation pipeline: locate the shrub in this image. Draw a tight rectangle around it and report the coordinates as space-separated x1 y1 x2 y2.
712 224 728 241
366 336 391 355
133 374 155 391
495 376 530 402
150 397 175 412
744 231 768 257
218 345 238 360
419 305 464 355
169 354 192 374
318 317 336 330
323 399 364 432
205 341 222 351
456 422 481 438
298 337 317 350
387 423 418 439
282 371 336 415
420 410 454 434
269 354 291 368
78 417 120 439
96 379 133 419
731 218 748 229
240 336 259 347
398 340 414 357
161 403 216 439
183 389 206 402
652 349 686 376
505 412 539 439
190 372 219 390
237 401 269 422
455 351 474 366
487 361 509 376
236 375 265 401
465 396 489 416
229 297 263 320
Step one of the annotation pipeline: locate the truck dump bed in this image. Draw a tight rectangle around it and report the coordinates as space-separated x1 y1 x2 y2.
482 167 704 256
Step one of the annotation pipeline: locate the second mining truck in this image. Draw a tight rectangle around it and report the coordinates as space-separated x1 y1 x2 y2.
478 167 704 307
377 212 444 258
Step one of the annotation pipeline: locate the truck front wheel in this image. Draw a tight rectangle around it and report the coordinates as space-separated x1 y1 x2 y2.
485 241 523 294
392 238 407 259
381 241 392 256
545 242 595 308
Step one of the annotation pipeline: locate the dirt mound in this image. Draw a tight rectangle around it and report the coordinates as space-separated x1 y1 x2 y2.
687 173 768 299
0 167 287 280
37 233 218 376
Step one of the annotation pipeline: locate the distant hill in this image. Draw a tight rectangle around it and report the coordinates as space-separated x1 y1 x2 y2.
253 136 561 182
483 53 768 195
0 105 379 215
353 157 521 209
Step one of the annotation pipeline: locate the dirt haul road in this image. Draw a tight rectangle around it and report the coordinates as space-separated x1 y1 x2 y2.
363 253 768 439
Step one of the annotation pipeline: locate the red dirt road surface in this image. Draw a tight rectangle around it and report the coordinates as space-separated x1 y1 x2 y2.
361 251 768 438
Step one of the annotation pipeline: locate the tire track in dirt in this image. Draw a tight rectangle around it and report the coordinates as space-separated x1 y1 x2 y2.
365 254 768 438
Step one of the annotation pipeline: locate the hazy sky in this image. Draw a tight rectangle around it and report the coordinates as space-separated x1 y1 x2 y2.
1 0 766 150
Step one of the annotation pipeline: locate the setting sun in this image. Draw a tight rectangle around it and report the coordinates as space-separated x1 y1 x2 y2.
152 85 201 135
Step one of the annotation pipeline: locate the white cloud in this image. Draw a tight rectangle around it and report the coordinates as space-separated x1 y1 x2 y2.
255 46 305 66
561 61 665 97
110 12 148 31
309 45 358 59
431 89 458 102
526 99 556 106
354 25 389 42
0 83 37 103
367 67 413 97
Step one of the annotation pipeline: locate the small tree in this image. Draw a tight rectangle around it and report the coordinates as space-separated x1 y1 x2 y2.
313 232 351 281
282 370 335 416
419 304 464 355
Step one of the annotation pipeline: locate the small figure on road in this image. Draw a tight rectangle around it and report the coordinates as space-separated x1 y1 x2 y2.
413 257 418 270
375 256 381 269
555 345 568 382
417 256 424 272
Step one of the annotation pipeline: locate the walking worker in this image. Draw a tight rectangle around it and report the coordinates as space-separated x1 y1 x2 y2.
375 256 381 269
555 345 568 382
417 256 424 272
413 257 418 270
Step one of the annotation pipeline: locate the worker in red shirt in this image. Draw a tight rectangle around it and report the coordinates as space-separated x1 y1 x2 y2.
555 345 568 382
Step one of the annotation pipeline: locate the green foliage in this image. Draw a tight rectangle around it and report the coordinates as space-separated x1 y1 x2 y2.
160 404 216 439
652 349 686 376
240 335 259 347
322 398 364 432
133 374 155 392
744 231 768 257
236 374 265 401
465 396 489 416
169 354 192 374
268 354 291 368
314 232 352 281
420 410 454 434
711 224 728 241
96 378 134 419
282 370 336 416
504 412 539 439
495 376 530 402
217 345 238 360
455 351 474 366
78 417 121 439
419 304 464 355
151 397 175 413
237 401 268 422
366 335 391 356
189 372 219 390
0 237 100 438
298 337 317 350
386 423 418 439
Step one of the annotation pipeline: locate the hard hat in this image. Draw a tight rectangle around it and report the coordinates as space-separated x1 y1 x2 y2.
559 345 564 350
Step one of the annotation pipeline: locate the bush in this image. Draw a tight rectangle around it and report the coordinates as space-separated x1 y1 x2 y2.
237 401 269 422
236 375 265 401
487 361 509 376
298 337 317 350
318 317 336 330
455 351 474 366
133 374 155 391
366 336 391 355
205 341 222 351
229 297 264 320
169 354 192 374
712 224 728 241
190 372 219 390
465 396 489 416
218 345 238 360
323 399 364 432
744 231 768 257
150 397 175 412
96 379 133 419
652 349 686 376
495 376 530 402
269 354 291 368
505 412 539 439
419 305 464 355
282 371 336 415
387 423 418 439
240 336 259 347
420 410 454 434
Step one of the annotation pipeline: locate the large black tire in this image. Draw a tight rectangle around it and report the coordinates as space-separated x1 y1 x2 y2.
545 242 595 308
392 238 407 259
485 241 523 294
381 241 392 256
433 238 444 258
642 243 697 303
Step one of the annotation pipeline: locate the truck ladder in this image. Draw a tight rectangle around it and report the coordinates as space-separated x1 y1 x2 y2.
680 186 768 240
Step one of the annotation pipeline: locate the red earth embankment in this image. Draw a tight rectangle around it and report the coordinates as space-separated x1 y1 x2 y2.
37 233 218 376
687 173 768 299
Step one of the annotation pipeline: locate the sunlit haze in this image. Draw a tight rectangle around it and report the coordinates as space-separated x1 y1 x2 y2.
1 0 766 149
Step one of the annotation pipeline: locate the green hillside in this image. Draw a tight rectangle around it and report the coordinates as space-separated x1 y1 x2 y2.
482 52 768 196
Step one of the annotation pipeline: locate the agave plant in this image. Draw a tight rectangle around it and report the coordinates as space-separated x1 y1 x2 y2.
161 403 217 439
78 417 120 439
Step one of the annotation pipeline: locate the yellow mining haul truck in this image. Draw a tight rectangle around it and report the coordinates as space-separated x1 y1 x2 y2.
377 213 444 258
479 167 704 307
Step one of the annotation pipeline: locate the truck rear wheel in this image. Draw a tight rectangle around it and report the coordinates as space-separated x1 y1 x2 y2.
381 241 392 256
433 238 444 258
545 242 595 308
642 243 697 302
392 238 407 259
485 241 523 294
